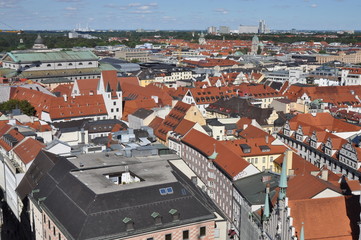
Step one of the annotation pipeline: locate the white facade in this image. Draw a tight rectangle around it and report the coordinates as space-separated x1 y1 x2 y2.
341 69 361 86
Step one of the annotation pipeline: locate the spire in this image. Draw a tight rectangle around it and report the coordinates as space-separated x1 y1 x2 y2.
300 222 305 240
262 187 270 221
278 154 288 200
106 82 111 92
116 81 122 92
208 144 218 160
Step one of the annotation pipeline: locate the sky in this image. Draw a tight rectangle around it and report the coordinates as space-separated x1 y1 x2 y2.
0 0 360 31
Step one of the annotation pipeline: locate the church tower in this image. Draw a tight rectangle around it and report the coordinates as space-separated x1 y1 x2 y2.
32 34 48 50
198 32 206 45
251 35 259 55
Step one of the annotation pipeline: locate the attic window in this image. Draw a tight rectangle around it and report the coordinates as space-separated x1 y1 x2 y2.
240 144 251 153
259 145 270 152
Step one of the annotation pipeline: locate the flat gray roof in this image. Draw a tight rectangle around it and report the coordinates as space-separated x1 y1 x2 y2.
67 153 181 194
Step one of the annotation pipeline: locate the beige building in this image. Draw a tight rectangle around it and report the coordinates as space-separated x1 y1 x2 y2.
316 51 361 64
270 98 309 113
115 48 150 62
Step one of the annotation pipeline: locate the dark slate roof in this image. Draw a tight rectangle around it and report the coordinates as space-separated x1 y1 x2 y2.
16 150 64 200
131 108 154 119
31 157 216 240
84 119 127 134
53 119 90 132
233 171 280 206
267 81 283 91
206 97 274 125
274 112 295 127
206 118 223 126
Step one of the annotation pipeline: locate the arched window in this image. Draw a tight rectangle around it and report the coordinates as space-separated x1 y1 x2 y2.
68 63 73 66
57 63 62 66
47 64 51 67
88 62 93 65
79 62 83 65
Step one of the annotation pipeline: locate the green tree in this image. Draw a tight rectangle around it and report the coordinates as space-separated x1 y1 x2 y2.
257 46 262 55
0 99 36 116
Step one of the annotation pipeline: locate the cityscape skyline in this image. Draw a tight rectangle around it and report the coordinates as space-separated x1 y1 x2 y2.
0 0 360 31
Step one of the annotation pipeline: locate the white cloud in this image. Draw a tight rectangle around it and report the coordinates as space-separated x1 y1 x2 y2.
162 16 176 21
214 8 229 14
310 3 318 8
128 2 141 7
65 6 77 11
0 0 21 8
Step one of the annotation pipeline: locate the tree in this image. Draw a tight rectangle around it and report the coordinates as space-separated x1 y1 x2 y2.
257 46 262 55
130 58 140 63
0 99 36 116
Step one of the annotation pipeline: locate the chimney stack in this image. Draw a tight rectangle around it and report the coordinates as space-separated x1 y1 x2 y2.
169 209 180 222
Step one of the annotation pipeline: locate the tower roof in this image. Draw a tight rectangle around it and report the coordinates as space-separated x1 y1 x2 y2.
278 153 288 200
262 190 270 221
300 223 305 240
34 34 44 44
252 35 259 43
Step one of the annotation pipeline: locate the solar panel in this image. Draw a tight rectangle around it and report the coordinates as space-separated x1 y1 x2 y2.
159 188 167 195
166 187 173 194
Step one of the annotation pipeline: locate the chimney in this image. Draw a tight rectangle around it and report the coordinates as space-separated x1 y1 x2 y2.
191 176 197 185
63 94 68 102
151 212 162 225
169 209 180 222
243 124 248 129
265 135 269 144
123 217 134 231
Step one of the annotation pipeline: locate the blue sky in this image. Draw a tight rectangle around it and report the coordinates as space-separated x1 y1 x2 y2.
0 0 359 31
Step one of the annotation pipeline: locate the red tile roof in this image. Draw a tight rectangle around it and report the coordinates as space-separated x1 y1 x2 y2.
52 84 73 96
75 78 99 95
289 196 358 240
173 119 196 136
11 87 107 121
13 138 45 165
156 101 192 141
287 173 342 200
0 128 25 152
148 116 164 133
182 129 250 178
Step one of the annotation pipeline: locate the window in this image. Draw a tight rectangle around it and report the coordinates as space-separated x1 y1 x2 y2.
165 234 172 240
48 220 50 229
200 226 206 237
147 238 154 240
183 230 189 240
53 226 56 235
47 64 51 67
57 63 62 66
